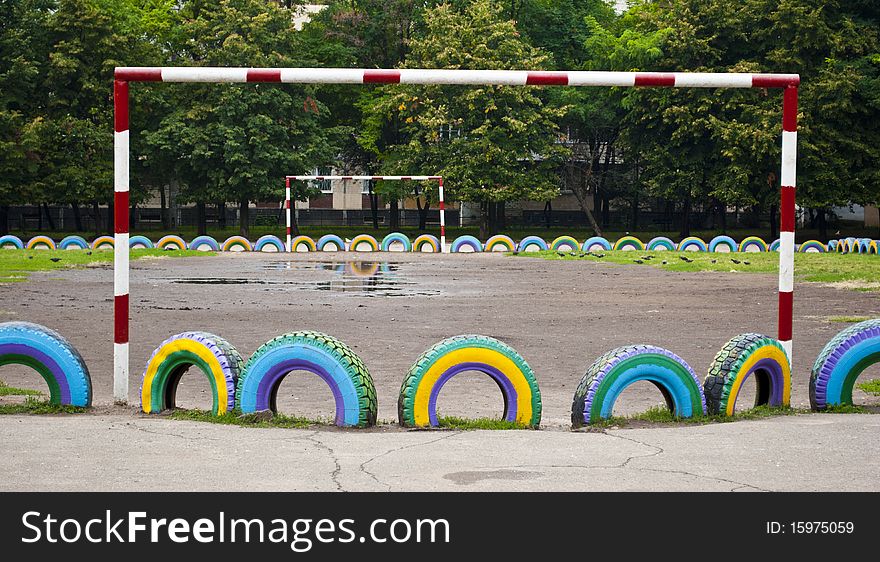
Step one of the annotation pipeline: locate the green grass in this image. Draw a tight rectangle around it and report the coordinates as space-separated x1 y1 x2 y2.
856 379 880 396
0 248 210 283
827 316 872 323
520 250 880 290
436 416 528 430
0 380 43 397
822 404 871 414
0 396 86 415
588 404 800 428
168 408 318 429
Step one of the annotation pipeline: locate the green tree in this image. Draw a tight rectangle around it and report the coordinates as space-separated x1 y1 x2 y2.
362 0 569 238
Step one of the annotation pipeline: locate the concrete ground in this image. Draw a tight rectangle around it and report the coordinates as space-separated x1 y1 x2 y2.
1 411 878 491
1 251 879 491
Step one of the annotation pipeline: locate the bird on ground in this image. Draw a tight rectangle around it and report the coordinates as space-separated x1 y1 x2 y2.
49 257 61 262
634 259 644 264
731 259 741 264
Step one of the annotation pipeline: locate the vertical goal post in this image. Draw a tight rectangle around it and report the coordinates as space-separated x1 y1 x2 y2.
284 175 445 253
113 67 799 403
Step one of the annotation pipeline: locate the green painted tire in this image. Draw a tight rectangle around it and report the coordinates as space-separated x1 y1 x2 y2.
398 335 542 428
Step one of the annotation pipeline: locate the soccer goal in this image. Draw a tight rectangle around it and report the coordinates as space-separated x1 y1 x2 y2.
112 67 799 403
284 175 445 252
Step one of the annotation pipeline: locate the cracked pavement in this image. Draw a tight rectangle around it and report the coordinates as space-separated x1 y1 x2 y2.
1 413 878 491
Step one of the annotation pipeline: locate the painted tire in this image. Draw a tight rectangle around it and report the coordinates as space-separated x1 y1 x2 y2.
739 236 768 252
646 236 675 251
858 238 875 254
222 236 252 252
141 332 243 416
349 234 379 252
571 345 705 427
484 234 515 252
709 235 737 253
290 235 316 252
810 319 880 411
582 236 612 252
91 235 115 250
769 239 781 252
381 232 412 252
236 331 377 428
412 234 440 253
869 241 879 255
26 236 56 250
128 235 154 249
59 236 89 250
189 236 220 252
0 235 24 249
317 234 345 252
398 335 541 428
551 235 580 252
613 236 645 251
518 236 548 252
0 321 91 407
842 237 857 254
827 240 838 252
835 238 848 253
254 235 285 252
156 235 186 250
451 235 483 253
678 236 707 252
703 333 791 416
798 240 826 253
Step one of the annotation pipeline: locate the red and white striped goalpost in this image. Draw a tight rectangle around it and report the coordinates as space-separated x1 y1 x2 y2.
285 175 444 252
113 67 798 403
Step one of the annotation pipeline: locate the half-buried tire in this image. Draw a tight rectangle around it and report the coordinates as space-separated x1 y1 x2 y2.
703 333 791 416
141 332 243 416
398 335 542 428
810 319 880 411
0 321 92 407
236 331 377 428
571 345 705 427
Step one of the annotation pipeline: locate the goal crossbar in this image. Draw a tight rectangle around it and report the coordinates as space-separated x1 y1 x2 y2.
113 67 799 404
285 175 445 252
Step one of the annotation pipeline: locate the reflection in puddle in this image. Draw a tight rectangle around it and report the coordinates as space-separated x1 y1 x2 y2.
169 261 438 297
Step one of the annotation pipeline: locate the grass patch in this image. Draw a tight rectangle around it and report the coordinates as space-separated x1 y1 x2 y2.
0 380 43 397
588 404 800 428
168 408 317 429
856 379 880 396
0 396 86 415
822 404 870 414
827 316 871 323
436 416 528 430
0 248 210 283
519 250 880 290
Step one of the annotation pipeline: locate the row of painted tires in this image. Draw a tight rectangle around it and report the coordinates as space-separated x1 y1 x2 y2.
827 238 879 254
4 319 878 427
1 233 864 254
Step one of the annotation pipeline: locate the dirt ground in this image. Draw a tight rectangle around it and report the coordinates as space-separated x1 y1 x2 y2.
1 251 878 426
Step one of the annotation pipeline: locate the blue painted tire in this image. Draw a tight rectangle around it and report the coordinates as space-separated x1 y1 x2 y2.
381 233 412 252
236 331 377 427
451 235 483 253
317 234 345 252
484 235 516 252
128 235 154 249
59 236 89 250
798 240 826 253
254 235 285 252
827 240 838 252
810 319 880 411
709 235 737 253
189 236 220 251
0 235 24 249
517 236 548 252
581 236 612 252
571 344 705 426
646 237 675 251
769 239 781 252
0 321 92 407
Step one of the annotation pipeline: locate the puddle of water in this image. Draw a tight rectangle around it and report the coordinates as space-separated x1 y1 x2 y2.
169 260 438 297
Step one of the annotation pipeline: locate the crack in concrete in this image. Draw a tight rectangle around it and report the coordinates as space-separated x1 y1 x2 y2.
358 432 463 491
304 433 343 492
113 421 221 441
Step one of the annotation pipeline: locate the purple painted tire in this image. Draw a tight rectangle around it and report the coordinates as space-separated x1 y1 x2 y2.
810 319 880 410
